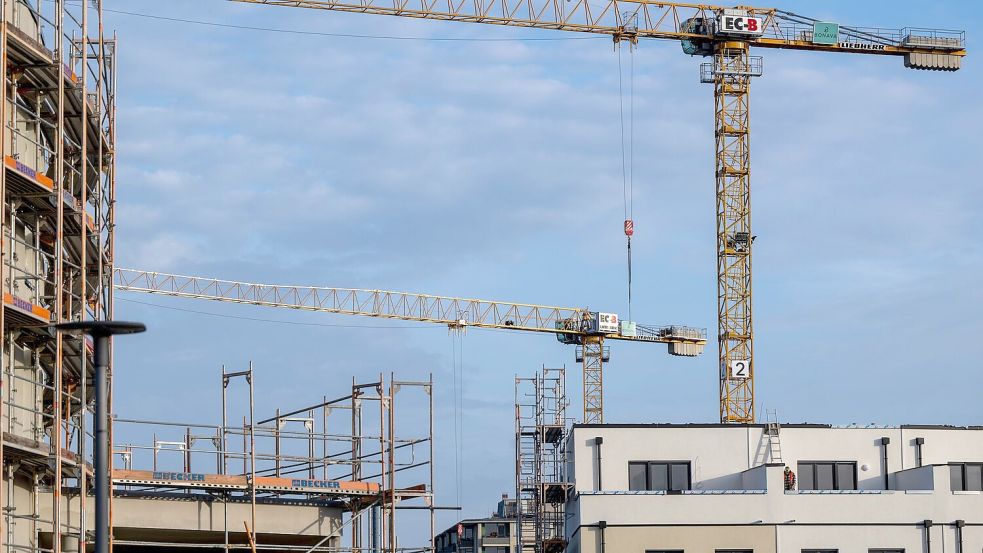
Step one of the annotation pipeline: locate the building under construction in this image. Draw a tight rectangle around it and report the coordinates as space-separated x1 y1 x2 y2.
110 368 437 552
1 1 116 552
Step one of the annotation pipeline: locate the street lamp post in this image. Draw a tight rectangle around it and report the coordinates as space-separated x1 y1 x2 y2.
55 321 145 553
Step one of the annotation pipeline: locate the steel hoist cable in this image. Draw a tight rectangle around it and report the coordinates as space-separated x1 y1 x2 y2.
617 40 636 321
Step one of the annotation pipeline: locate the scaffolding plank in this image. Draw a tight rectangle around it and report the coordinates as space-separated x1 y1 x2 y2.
112 469 381 497
4 293 52 324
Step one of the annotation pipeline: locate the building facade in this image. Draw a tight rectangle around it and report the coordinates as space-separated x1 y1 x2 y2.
565 423 983 553
436 495 518 553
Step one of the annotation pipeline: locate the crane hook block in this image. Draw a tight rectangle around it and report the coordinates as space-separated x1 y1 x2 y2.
624 219 634 237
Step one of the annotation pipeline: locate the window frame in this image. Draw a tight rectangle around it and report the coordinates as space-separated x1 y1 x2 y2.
480 523 509 538
628 461 692 492
797 461 858 491
949 462 983 491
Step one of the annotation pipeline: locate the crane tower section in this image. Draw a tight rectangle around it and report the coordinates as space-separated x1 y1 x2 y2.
706 41 758 423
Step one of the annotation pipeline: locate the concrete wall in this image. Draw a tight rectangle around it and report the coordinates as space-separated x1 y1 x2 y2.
896 465 943 491
570 425 983 493
5 341 44 441
566 424 983 553
37 493 343 547
5 1 42 43
572 522 981 553
7 471 40 552
572 426 752 492
111 496 343 536
572 525 776 553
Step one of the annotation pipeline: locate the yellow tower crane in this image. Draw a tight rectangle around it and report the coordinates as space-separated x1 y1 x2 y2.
113 269 707 423
227 0 966 423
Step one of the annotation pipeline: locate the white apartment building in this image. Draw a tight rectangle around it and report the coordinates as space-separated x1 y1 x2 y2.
565 423 983 553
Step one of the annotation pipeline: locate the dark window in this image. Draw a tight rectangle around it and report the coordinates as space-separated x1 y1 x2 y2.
797 462 857 491
629 463 647 490
836 463 856 490
649 463 669 490
670 463 691 491
950 464 963 491
716 550 753 553
646 551 684 553
628 461 691 491
799 464 814 490
950 463 983 491
967 464 982 491
803 550 838 553
869 550 904 553
481 523 509 538
816 463 834 489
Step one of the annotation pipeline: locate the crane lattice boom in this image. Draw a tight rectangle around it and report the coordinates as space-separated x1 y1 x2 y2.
231 1 965 63
113 268 707 347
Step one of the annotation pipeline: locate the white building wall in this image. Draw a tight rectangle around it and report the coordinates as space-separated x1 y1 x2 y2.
565 424 983 553
570 424 983 493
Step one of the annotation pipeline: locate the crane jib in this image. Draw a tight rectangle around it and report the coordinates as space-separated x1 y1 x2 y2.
112 269 707 350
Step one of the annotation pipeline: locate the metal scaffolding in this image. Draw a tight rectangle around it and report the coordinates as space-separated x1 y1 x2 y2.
113 367 437 553
1 1 116 553
515 368 570 553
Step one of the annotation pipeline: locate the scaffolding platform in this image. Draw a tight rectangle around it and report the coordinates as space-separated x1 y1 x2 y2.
542 482 572 504
113 469 381 497
543 537 568 553
541 424 564 444
4 292 52 325
4 155 54 194
3 22 51 64
2 432 92 475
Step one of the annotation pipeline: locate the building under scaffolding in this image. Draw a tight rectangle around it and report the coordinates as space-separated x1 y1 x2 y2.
110 367 437 552
1 1 116 553
514 368 571 553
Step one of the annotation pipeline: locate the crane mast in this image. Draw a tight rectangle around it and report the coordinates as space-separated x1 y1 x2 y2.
228 0 966 423
711 40 755 423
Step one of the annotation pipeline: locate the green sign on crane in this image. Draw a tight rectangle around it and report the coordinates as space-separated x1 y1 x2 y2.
813 22 840 45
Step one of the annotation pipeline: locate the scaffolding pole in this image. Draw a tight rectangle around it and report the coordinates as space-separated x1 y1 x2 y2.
112 367 436 553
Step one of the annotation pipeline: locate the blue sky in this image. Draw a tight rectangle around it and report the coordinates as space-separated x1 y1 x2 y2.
107 0 982 532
